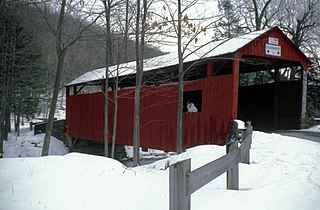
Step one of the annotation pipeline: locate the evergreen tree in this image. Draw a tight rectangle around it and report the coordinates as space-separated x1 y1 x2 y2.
0 2 47 153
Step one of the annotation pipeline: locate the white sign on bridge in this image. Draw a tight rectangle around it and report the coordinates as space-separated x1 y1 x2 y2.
265 44 281 57
268 37 279 45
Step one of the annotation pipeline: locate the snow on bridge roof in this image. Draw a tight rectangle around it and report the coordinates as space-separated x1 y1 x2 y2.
67 28 271 86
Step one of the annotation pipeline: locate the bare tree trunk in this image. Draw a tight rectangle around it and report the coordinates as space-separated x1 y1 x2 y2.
0 72 6 156
133 0 141 166
103 0 112 157
0 71 8 155
0 122 3 157
14 112 17 132
41 0 68 156
104 75 109 157
133 0 147 166
252 0 273 30
0 103 5 156
60 86 65 109
17 110 20 137
6 110 10 138
111 0 129 159
0 120 3 156
124 0 129 61
111 71 119 158
0 53 7 157
40 0 101 156
176 0 184 154
21 114 24 126
42 52 66 156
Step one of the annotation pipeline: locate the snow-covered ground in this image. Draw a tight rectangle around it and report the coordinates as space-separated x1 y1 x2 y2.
1 126 320 210
2 127 68 158
303 124 320 132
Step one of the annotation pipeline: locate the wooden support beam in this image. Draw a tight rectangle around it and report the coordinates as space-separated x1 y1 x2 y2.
232 53 240 119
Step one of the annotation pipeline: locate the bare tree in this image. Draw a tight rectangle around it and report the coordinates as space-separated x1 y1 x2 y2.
276 0 320 79
156 0 214 153
176 0 184 154
238 0 282 31
132 0 148 166
110 0 131 159
102 0 112 157
277 0 320 47
34 0 102 156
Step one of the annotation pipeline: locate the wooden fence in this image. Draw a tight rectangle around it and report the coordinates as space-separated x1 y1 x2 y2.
169 121 253 210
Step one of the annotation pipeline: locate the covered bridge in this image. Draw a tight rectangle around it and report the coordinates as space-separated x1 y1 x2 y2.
65 26 311 151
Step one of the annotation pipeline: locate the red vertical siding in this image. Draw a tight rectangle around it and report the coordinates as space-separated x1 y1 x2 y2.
140 85 177 150
66 92 104 141
66 74 234 151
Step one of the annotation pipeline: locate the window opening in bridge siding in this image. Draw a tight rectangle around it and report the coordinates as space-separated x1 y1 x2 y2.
212 59 233 76
70 84 102 95
184 64 207 81
183 90 202 113
79 85 102 94
145 71 177 86
239 71 274 87
118 76 136 88
145 64 207 86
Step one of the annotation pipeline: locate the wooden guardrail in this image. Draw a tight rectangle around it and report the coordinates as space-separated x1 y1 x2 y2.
169 121 253 210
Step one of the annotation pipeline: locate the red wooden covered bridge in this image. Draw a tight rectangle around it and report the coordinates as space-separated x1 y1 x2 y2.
65 27 311 151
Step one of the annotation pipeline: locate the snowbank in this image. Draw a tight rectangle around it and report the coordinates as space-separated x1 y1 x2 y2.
3 127 68 158
1 131 320 210
304 125 320 132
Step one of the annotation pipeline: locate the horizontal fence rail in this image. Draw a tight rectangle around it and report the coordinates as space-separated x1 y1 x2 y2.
170 121 253 210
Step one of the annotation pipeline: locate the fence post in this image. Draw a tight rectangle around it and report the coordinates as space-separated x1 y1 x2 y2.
169 159 191 210
242 121 252 164
241 128 249 164
226 121 239 190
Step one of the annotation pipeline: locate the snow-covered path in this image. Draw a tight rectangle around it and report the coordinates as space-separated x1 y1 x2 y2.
275 128 320 143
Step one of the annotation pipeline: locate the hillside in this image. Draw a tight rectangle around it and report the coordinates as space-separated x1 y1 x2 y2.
18 5 164 84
